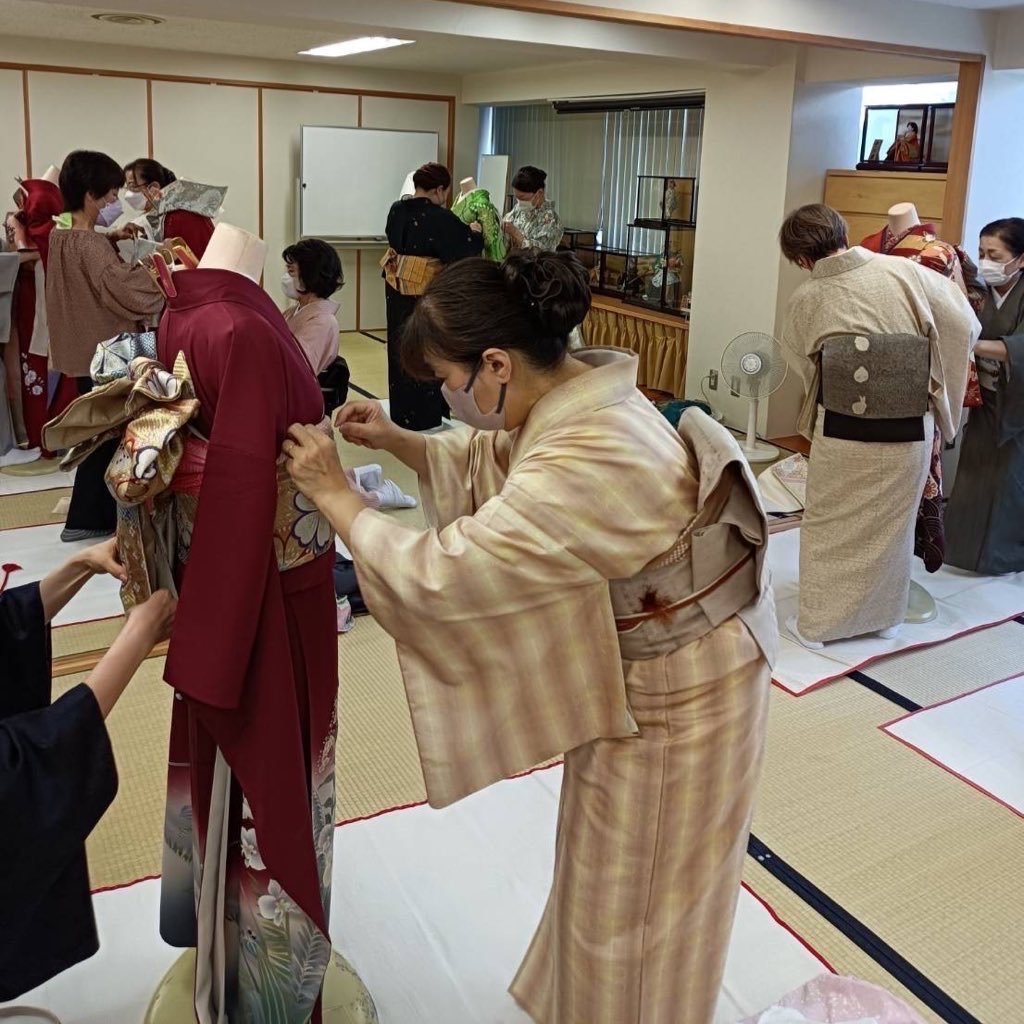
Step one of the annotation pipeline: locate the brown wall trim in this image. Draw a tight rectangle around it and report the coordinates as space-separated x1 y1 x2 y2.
257 86 265 239
0 61 457 102
146 78 154 157
21 69 32 177
443 0 984 62
942 59 984 244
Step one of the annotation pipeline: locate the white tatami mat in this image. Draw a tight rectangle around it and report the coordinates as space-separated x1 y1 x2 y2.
0 523 122 626
882 674 1024 819
2 768 830 1024
770 529 1024 695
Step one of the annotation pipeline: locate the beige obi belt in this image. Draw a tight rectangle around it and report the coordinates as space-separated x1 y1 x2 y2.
380 248 442 296
43 348 333 610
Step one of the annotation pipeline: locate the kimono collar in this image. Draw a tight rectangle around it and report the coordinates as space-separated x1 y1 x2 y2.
811 245 874 280
146 179 227 233
164 267 290 335
511 348 640 464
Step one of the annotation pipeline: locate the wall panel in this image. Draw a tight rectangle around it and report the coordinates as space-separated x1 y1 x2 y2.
27 71 147 176
0 70 26 188
151 81 260 237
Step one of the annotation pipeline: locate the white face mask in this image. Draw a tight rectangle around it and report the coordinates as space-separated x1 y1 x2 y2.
978 257 1020 288
281 272 301 300
440 361 507 431
122 190 147 212
515 198 534 212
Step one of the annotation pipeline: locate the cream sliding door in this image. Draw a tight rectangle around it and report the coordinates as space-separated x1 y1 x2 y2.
261 88 359 329
151 81 259 238
27 71 148 177
0 71 26 187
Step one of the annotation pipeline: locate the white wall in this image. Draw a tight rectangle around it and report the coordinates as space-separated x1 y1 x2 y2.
769 79 863 437
963 68 1024 247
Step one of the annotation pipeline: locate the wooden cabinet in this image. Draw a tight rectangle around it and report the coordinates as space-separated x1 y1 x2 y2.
824 169 949 245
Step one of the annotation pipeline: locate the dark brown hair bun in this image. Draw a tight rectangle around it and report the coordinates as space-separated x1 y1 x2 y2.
501 250 591 338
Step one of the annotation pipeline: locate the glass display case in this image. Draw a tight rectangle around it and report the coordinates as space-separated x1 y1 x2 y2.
635 176 697 228
559 228 599 252
857 103 955 172
575 244 631 296
623 224 695 318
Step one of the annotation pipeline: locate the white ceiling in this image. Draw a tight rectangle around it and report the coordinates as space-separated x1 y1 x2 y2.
0 0 617 73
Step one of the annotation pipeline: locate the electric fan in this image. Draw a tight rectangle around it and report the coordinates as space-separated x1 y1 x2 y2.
721 332 788 463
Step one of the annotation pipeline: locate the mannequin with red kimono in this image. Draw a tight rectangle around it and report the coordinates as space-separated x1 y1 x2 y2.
146 224 376 1024
861 203 985 579
10 173 77 460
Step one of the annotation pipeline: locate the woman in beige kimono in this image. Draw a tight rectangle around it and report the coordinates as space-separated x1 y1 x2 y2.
779 204 979 648
282 251 777 1024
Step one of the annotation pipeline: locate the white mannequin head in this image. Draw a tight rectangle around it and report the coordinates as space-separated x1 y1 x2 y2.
400 171 416 200
41 165 60 186
197 223 266 284
460 176 477 195
887 202 920 236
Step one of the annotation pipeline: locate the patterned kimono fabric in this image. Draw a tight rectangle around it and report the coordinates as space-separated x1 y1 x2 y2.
10 179 73 454
143 180 227 259
451 188 507 262
351 349 777 1024
42 297 342 1023
782 248 978 642
502 200 563 252
861 223 979 571
945 278 1024 573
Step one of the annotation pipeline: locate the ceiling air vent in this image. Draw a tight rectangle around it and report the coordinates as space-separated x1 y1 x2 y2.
91 12 166 26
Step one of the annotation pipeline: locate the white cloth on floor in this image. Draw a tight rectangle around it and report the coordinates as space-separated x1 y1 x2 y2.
348 464 417 510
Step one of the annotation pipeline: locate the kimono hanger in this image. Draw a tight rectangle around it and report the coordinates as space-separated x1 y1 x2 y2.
168 239 199 270
144 251 177 298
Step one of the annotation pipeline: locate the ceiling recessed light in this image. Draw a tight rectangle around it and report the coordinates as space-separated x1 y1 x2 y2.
299 37 414 58
91 12 165 26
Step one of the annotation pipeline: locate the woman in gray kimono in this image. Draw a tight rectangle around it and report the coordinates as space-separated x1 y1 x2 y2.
945 218 1024 574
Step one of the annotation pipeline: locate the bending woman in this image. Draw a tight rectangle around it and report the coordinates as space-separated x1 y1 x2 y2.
945 217 1024 573
283 251 776 1024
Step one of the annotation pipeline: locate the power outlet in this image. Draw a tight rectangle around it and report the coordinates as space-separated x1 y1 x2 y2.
707 370 719 390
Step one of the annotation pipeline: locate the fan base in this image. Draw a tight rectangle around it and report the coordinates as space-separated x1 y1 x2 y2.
740 440 780 464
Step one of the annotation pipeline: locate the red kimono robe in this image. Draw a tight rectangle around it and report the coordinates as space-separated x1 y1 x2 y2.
157 268 338 1023
10 179 76 453
163 209 215 259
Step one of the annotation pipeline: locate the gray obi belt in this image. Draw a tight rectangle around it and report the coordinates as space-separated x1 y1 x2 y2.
818 333 930 443
608 410 775 664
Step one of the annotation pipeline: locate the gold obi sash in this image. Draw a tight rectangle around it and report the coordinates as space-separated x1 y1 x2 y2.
42 350 334 610
380 247 442 296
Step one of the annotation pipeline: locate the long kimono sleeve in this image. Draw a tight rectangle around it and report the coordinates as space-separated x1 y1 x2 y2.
781 288 822 440
916 266 980 441
0 584 117 998
435 208 485 262
418 427 515 526
164 325 288 709
92 244 165 324
521 207 563 252
995 333 1024 445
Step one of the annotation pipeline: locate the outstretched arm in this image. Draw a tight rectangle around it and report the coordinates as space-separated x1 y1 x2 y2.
38 539 127 624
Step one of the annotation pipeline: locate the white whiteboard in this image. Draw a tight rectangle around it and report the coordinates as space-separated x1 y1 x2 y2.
479 154 510 215
300 125 439 240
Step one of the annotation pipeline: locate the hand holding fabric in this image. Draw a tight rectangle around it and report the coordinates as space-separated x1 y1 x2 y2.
125 589 177 645
77 538 128 584
283 422 349 504
334 400 398 451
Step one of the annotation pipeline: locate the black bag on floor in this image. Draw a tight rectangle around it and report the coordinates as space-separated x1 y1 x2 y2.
318 357 350 415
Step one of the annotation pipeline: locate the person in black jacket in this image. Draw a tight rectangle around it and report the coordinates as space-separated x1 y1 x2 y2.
0 540 174 1001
